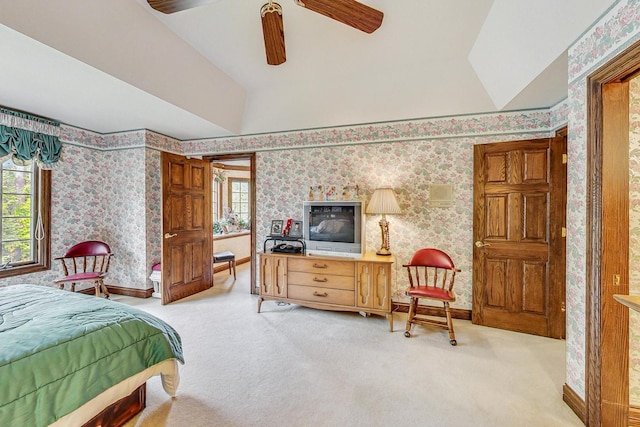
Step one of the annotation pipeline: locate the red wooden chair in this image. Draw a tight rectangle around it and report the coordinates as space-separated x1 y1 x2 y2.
403 248 460 345
54 241 113 298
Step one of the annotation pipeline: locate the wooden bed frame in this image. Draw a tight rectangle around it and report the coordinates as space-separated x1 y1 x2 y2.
82 383 146 427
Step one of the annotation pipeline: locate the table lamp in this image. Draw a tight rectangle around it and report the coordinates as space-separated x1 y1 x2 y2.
366 187 401 256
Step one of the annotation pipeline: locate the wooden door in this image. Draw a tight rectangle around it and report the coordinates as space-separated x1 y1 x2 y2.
161 152 212 304
472 135 566 338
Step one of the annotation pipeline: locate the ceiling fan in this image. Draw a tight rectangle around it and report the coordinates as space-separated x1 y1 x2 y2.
147 0 384 66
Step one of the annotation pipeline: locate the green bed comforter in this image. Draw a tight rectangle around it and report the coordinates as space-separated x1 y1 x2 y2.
0 284 183 427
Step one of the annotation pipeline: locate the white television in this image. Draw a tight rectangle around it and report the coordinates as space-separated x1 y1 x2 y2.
302 200 365 258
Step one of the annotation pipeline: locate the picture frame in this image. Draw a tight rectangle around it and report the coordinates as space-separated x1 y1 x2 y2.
289 220 303 238
270 220 284 236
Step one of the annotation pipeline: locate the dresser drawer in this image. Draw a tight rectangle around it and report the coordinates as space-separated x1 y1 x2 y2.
288 271 354 290
288 284 354 306
288 258 355 276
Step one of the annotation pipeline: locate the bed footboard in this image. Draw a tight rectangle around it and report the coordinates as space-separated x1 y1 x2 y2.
82 383 146 427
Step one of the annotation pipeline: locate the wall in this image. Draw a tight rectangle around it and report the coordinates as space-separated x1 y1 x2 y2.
184 110 560 308
630 76 640 404
214 233 251 262
2 128 160 291
144 147 162 283
565 0 640 400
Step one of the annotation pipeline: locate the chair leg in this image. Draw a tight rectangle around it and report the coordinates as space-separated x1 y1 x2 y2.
95 279 110 299
232 259 236 280
101 280 110 299
227 260 232 276
405 297 418 337
444 301 456 346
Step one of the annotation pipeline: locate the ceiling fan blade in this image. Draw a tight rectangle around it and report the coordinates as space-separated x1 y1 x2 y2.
147 0 218 14
261 2 287 66
295 0 383 34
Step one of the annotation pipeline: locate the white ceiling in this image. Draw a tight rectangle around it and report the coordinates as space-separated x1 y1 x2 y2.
0 0 615 141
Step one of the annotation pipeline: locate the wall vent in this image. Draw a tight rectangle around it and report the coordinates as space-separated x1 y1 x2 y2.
429 184 454 207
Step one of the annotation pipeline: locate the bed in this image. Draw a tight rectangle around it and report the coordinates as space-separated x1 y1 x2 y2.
0 284 183 426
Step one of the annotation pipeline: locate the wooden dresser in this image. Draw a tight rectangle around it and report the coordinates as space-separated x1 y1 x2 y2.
258 251 395 331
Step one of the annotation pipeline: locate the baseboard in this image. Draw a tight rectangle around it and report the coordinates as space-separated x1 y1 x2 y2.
630 404 640 426
563 383 586 425
97 257 250 298
76 285 153 298
392 302 472 320
106 286 154 298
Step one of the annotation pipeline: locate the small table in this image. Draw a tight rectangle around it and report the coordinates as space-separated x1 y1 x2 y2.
263 236 306 253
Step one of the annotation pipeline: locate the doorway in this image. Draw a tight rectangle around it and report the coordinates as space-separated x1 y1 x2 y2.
205 153 257 294
585 39 640 426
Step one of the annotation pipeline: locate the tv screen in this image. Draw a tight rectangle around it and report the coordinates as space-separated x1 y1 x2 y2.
303 201 364 257
308 205 355 243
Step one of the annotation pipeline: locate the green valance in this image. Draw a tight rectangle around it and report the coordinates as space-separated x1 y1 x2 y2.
0 125 62 165
0 107 59 127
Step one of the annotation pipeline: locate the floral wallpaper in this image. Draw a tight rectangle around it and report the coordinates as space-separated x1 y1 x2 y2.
254 133 554 308
181 111 556 311
565 77 589 399
566 0 640 400
0 111 556 300
100 148 148 289
2 144 107 287
145 148 163 274
630 76 640 404
1 129 157 291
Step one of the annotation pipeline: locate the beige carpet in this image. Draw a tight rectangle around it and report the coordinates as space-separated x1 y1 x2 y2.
117 264 582 427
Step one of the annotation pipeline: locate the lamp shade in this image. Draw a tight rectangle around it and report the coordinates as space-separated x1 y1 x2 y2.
366 187 401 215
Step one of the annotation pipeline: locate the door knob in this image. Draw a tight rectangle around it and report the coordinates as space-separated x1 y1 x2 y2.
164 233 177 239
475 241 491 248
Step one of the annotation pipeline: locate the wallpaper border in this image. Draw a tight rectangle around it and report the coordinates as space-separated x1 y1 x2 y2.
52 107 564 155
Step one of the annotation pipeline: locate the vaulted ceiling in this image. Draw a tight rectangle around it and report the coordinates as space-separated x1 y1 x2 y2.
0 0 615 140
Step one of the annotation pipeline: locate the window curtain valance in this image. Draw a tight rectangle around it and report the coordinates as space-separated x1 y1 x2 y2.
0 108 62 166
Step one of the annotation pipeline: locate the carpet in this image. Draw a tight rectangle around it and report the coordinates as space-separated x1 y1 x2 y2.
119 264 582 427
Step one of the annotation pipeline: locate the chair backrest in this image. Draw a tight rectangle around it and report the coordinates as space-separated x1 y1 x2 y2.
403 248 458 291
57 240 113 276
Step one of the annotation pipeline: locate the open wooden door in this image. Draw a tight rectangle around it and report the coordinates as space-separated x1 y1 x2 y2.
472 134 566 338
161 152 212 304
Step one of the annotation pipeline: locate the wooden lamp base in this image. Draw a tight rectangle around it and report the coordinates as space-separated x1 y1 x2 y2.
376 215 393 256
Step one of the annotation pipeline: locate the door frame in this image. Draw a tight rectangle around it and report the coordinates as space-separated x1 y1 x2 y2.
585 39 640 426
205 152 257 294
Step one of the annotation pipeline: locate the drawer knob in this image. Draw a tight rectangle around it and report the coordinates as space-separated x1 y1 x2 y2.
313 277 328 283
313 291 328 297
313 263 328 269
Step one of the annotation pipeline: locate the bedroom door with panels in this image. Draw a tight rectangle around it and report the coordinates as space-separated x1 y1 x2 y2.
472 134 566 338
161 152 213 304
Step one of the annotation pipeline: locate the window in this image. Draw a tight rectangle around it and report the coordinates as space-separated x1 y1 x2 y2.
0 159 50 277
212 181 220 224
228 178 250 222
